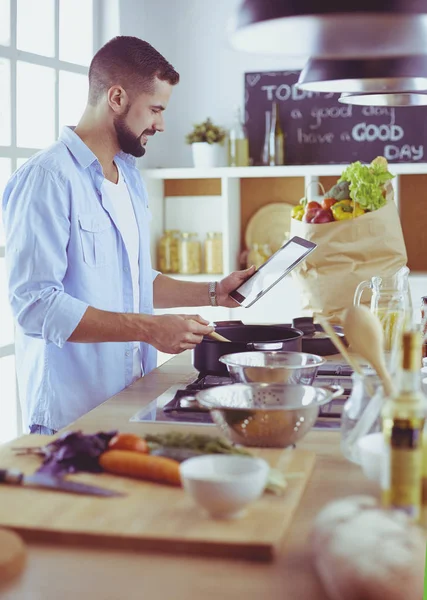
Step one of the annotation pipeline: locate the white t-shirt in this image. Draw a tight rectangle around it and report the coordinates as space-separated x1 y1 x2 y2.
102 166 142 380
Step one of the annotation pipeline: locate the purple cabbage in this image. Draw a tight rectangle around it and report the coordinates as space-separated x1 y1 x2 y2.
36 430 118 477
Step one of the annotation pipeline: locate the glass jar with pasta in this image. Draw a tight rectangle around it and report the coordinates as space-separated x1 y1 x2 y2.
179 232 202 274
169 230 180 273
157 230 175 273
204 232 223 274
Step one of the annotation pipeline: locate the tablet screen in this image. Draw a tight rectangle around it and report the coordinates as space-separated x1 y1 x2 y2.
230 236 316 308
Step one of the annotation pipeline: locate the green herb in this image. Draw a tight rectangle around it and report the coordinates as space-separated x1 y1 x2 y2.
145 432 288 495
185 118 226 145
338 158 394 211
145 432 251 456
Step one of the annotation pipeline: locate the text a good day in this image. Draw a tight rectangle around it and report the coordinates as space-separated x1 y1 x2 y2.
258 82 425 161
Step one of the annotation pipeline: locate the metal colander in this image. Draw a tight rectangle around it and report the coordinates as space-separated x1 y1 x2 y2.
196 382 342 448
219 351 325 385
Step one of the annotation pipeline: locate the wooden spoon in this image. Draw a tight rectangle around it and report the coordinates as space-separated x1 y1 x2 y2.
315 315 375 396
343 305 393 397
208 331 231 343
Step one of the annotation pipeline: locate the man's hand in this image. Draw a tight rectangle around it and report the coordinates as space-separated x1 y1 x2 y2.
216 265 256 307
146 314 214 354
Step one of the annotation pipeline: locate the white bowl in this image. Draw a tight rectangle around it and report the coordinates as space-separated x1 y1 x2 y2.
357 432 385 483
179 454 270 519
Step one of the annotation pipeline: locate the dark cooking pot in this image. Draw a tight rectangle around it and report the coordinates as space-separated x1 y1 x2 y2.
194 321 304 376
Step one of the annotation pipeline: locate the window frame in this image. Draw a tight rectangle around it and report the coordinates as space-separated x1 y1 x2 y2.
0 0 101 439
0 0 101 166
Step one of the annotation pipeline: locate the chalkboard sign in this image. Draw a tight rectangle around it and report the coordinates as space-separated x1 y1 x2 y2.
244 71 427 165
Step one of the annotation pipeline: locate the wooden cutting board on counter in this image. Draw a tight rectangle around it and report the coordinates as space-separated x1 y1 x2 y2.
0 435 316 561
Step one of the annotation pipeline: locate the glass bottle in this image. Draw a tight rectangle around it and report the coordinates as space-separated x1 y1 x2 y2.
261 111 271 166
421 296 427 360
204 232 223 274
228 107 249 167
382 330 426 521
179 232 201 274
269 101 285 166
340 370 383 463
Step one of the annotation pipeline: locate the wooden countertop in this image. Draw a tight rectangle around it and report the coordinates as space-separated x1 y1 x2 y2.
0 353 378 600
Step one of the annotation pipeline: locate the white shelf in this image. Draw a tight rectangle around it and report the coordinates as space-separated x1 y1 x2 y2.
144 163 427 333
142 163 427 180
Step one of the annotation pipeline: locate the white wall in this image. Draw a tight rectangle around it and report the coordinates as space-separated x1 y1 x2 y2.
118 0 305 168
99 0 121 47
116 1 427 367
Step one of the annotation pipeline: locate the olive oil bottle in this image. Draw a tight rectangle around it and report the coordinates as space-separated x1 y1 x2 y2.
381 330 426 522
268 102 285 166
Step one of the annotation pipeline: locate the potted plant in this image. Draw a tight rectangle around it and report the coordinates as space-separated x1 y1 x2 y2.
186 118 227 168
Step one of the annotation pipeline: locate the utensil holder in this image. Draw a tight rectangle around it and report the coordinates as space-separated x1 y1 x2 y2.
341 371 383 464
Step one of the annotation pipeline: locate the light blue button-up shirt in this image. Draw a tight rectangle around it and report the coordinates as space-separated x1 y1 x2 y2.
3 127 159 431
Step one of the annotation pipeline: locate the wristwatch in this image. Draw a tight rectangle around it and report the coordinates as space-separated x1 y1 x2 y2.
208 281 218 307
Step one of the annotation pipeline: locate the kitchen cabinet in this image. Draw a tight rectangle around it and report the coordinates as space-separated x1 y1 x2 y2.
143 164 427 364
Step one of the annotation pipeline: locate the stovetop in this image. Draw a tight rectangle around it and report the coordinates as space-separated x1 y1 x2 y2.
130 363 355 430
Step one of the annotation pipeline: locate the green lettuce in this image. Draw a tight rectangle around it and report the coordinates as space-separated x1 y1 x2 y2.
338 160 394 211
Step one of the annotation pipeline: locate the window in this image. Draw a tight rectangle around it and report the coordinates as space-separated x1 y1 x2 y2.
0 0 10 46
0 158 12 245
0 356 18 444
59 70 88 130
0 59 11 146
0 257 14 347
17 0 55 57
59 0 94 66
17 61 56 148
0 0 100 443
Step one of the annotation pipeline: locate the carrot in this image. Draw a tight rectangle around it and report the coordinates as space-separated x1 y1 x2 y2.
99 450 181 486
108 433 149 453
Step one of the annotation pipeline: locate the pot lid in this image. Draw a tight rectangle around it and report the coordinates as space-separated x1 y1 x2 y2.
297 57 427 93
229 1 427 59
339 91 427 107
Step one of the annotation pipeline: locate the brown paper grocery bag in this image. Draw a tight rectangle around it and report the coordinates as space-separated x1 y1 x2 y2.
290 192 408 324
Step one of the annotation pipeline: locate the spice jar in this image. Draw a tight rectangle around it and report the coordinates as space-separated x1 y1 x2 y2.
204 232 223 274
179 232 202 274
247 243 272 270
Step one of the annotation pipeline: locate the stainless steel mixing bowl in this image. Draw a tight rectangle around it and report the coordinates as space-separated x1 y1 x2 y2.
196 382 343 448
219 351 326 385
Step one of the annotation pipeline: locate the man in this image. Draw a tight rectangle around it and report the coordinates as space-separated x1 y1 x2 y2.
2 36 253 435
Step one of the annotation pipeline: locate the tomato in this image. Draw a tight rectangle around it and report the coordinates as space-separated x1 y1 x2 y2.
321 197 337 211
303 207 321 223
306 201 321 210
311 208 334 224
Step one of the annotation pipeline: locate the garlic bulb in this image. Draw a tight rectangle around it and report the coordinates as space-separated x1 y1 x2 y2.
310 496 425 600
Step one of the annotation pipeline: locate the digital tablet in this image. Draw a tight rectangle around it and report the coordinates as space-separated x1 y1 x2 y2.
229 236 317 308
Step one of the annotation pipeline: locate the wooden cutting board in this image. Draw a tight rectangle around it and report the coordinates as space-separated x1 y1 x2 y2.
0 435 316 561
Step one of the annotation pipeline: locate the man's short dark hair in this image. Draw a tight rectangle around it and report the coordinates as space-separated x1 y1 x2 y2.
88 36 179 105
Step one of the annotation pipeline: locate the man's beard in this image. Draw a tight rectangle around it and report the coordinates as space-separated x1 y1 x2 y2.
113 114 147 158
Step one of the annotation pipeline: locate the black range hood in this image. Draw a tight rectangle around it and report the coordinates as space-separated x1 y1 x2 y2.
230 1 427 59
